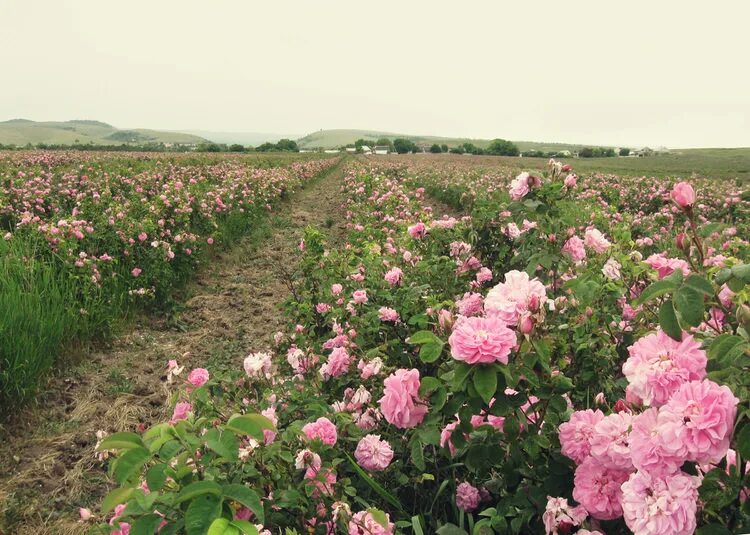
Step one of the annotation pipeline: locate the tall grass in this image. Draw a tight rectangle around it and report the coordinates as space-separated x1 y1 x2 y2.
0 238 77 412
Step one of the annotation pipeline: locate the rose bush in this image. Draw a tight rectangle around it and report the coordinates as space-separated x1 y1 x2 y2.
93 157 749 534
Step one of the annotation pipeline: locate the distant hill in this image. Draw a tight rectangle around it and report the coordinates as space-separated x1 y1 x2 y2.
180 130 300 146
296 129 609 152
0 119 207 146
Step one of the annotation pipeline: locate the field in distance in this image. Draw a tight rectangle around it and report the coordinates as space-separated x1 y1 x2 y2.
297 128 596 153
0 119 207 146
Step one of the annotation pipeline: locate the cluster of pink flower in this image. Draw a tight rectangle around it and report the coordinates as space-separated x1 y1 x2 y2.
554 330 739 535
1 151 337 294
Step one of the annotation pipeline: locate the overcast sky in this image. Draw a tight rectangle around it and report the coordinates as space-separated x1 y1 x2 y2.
1 1 748 148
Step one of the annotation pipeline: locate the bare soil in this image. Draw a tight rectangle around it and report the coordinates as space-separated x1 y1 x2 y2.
0 163 348 535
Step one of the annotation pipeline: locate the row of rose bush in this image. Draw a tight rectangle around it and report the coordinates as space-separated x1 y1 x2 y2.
0 152 339 410
94 158 749 534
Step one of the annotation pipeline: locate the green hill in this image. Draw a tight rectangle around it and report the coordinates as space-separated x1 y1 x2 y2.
0 119 207 146
296 129 604 152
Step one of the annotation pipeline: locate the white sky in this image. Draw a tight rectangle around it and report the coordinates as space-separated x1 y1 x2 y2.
1 0 748 148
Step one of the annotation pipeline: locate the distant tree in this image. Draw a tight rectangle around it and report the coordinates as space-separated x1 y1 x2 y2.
199 143 223 152
619 147 630 156
487 138 520 156
579 147 594 158
440 144 448 153
393 138 417 154
229 144 246 152
375 138 393 150
275 139 299 152
429 144 442 153
449 146 465 154
256 142 276 152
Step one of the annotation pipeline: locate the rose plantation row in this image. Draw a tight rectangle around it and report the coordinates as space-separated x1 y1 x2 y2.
92 158 750 535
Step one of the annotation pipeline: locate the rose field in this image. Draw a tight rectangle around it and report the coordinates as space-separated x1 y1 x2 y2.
1 152 749 535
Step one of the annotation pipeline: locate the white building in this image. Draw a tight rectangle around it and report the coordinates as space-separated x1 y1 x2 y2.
373 145 389 155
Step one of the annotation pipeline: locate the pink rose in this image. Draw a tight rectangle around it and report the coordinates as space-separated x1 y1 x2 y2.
170 401 192 424
302 416 338 445
187 368 209 387
559 409 605 464
572 457 630 520
455 482 481 512
378 368 428 429
670 182 696 208
484 270 546 326
354 434 393 471
448 315 516 365
621 470 699 535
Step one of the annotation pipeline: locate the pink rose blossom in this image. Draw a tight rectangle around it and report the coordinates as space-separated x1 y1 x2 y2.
543 496 588 535
644 253 690 279
407 221 427 239
509 172 530 200
320 347 351 380
302 417 338 445
572 457 630 520
354 434 394 471
384 267 403 285
562 236 586 262
352 289 368 304
589 412 634 470
662 379 738 463
629 407 689 475
484 270 546 325
584 228 611 253
378 306 399 322
456 482 481 512
186 368 209 387
170 401 192 424
448 315 516 365
621 470 699 535
348 510 394 535
559 409 605 464
623 331 707 407
670 182 696 208
378 368 428 429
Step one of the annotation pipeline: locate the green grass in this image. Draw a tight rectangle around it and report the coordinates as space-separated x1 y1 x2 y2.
556 148 750 182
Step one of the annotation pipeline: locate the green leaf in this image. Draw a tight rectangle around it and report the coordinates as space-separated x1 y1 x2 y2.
420 342 444 363
146 464 168 493
225 414 274 442
411 515 426 535
102 487 134 514
633 279 677 306
185 495 222 535
229 520 260 535
176 481 223 504
408 330 441 345
222 484 264 524
411 439 426 471
731 263 750 283
708 334 745 361
659 299 682 341
683 274 715 296
98 432 145 451
113 446 151 485
736 424 750 459
368 508 389 529
451 363 473 390
344 453 403 511
436 523 469 535
674 286 705 327
130 514 163 535
473 366 497 404
208 518 231 535
696 523 731 535
205 429 239 461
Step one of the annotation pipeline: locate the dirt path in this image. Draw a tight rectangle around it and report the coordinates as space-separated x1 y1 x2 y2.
0 162 349 535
